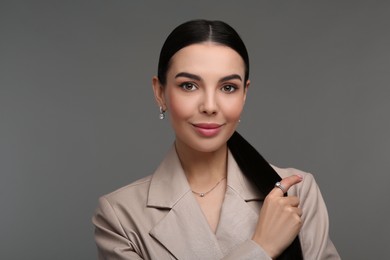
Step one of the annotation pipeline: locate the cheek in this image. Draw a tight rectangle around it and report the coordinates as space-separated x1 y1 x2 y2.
221 97 245 121
166 91 194 121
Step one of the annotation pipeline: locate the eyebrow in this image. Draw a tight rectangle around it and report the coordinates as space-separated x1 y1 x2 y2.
219 74 242 83
175 72 201 81
175 72 242 82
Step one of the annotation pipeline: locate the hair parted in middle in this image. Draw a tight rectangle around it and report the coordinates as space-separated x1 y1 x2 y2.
157 19 249 86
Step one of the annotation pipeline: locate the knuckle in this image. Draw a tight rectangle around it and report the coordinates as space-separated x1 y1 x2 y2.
294 215 303 226
291 195 299 201
284 206 294 214
277 198 286 207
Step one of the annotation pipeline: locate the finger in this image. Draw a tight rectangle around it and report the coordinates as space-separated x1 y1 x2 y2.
283 196 300 207
281 197 302 216
280 174 303 191
296 207 303 217
271 174 303 196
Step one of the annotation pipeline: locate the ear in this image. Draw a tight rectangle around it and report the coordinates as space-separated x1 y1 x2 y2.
152 76 167 110
243 79 250 102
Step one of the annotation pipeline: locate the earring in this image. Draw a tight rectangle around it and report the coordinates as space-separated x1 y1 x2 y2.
159 106 165 120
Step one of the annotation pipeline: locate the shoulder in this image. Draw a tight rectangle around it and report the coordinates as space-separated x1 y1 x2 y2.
100 175 152 207
94 174 157 232
271 165 331 223
271 165 320 199
271 164 309 179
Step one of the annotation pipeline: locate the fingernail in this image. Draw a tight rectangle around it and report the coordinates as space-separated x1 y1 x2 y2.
297 174 303 180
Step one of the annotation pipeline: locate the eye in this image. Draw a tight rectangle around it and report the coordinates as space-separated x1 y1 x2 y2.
179 82 198 91
221 84 237 93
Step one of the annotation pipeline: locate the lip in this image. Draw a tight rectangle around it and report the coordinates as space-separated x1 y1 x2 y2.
192 123 224 137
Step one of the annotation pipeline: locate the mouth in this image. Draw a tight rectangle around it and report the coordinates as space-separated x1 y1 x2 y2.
191 123 224 137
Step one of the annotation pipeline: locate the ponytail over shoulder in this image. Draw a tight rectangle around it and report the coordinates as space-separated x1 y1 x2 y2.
227 131 303 260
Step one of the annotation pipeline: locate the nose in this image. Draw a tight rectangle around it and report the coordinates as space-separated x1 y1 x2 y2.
199 90 218 115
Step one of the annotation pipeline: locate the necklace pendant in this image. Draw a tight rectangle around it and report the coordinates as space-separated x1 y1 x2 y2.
191 177 226 198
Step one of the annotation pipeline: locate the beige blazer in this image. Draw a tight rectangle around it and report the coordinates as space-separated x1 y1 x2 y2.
93 146 340 259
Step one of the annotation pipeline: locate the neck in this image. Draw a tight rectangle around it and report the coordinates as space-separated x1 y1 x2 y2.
174 140 228 189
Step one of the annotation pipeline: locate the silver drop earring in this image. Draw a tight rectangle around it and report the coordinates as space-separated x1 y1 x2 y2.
159 106 165 120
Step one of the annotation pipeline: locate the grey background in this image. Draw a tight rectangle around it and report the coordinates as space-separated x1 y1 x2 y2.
1 1 389 259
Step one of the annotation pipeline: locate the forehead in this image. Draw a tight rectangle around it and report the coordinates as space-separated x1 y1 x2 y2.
168 43 245 77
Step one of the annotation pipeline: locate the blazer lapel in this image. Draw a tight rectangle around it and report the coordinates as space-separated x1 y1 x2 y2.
150 193 223 259
215 151 264 255
147 146 223 259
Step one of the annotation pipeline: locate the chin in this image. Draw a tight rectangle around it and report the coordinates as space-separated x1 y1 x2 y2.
186 133 233 153
193 144 225 153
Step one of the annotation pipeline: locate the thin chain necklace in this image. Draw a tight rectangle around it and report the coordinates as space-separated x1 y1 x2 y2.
191 177 227 197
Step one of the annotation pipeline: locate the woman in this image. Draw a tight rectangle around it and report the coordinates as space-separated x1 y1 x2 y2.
93 20 340 259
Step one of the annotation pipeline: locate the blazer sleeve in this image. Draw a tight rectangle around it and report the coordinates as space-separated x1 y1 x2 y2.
92 196 144 260
298 173 340 259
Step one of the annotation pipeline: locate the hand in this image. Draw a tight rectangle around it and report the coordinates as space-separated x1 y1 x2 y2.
252 175 303 258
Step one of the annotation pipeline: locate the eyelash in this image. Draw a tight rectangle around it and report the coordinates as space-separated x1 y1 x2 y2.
179 82 198 91
221 84 238 93
178 82 238 93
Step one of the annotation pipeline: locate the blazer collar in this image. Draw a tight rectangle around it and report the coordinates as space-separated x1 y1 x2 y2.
147 145 263 209
147 146 191 209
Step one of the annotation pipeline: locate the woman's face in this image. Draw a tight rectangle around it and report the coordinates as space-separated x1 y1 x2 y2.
153 43 249 153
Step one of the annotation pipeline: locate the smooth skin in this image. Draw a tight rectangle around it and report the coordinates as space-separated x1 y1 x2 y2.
152 43 303 258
